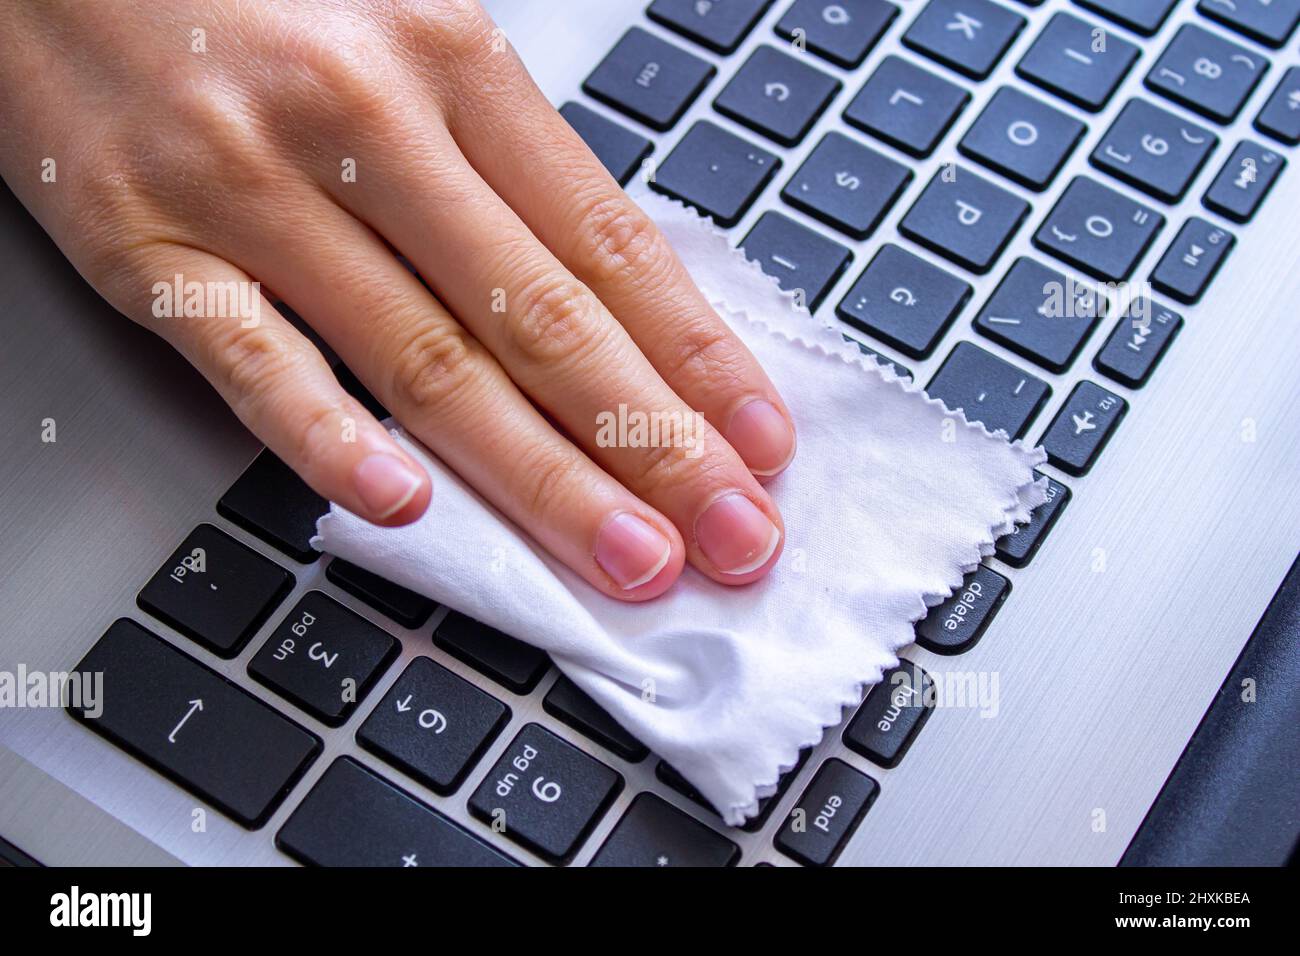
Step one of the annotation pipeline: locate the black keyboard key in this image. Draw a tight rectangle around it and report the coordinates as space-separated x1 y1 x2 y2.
357 657 510 795
775 0 900 68
325 557 436 630
138 523 292 658
1016 12 1138 112
1094 298 1182 388
1033 176 1164 282
836 244 972 358
774 759 878 866
656 749 810 831
739 211 853 311
844 55 971 157
217 449 325 563
915 564 1010 653
843 661 934 766
649 120 781 227
714 45 841 146
590 793 740 867
543 675 649 762
899 165 1030 274
959 86 1086 191
994 472 1070 566
648 0 773 53
1090 100 1219 204
782 132 912 239
973 257 1104 373
926 342 1051 438
278 757 515 866
583 27 716 131
902 0 1027 80
1145 24 1267 124
1074 0 1178 36
1202 141 1287 223
247 591 397 726
469 723 622 863
1150 216 1235 304
1255 67 1300 145
433 611 550 694
1198 0 1300 49
559 102 653 187
1040 380 1127 475
70 619 320 827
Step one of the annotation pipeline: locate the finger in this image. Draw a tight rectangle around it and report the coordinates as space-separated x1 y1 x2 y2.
231 204 685 600
320 140 784 583
440 38 798 479
118 243 430 526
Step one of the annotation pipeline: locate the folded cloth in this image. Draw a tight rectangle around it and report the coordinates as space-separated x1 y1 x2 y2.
313 190 1047 825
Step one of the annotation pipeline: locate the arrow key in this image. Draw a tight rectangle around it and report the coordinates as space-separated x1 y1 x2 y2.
69 619 320 828
358 657 510 795
1040 380 1127 476
713 45 841 147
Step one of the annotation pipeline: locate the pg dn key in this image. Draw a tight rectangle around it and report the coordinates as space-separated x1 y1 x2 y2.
468 723 622 863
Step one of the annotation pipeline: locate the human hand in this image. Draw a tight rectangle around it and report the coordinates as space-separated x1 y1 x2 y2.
0 0 796 600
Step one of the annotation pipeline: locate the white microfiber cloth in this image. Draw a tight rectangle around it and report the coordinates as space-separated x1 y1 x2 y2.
313 190 1047 826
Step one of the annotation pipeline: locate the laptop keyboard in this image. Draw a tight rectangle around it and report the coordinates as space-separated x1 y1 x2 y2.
68 0 1296 866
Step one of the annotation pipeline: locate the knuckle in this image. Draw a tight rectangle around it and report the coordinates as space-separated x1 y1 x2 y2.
416 3 495 64
389 324 482 414
629 434 713 498
575 194 672 287
273 27 405 132
77 231 165 313
64 166 169 302
515 447 586 525
663 322 738 384
289 399 347 474
219 327 286 400
508 275 607 366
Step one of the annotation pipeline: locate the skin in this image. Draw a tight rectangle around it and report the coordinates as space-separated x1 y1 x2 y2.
0 0 798 600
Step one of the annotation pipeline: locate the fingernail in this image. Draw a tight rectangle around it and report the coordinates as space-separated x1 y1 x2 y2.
695 493 781 576
726 400 795 476
595 512 673 590
353 453 424 520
